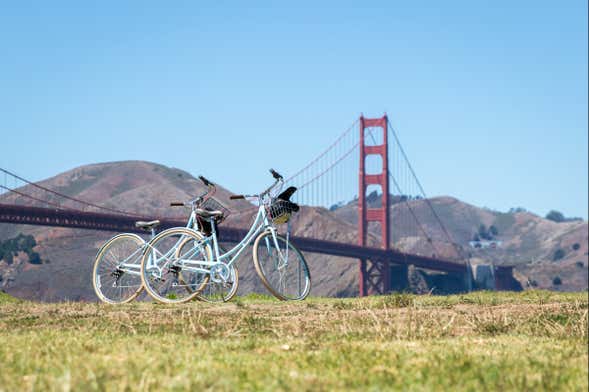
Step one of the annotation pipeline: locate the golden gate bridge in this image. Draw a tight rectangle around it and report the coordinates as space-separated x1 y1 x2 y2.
0 115 518 295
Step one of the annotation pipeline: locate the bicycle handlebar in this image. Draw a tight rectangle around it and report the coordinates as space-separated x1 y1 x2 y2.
170 194 205 208
169 174 218 209
270 168 283 180
199 175 213 187
229 169 284 202
264 178 281 196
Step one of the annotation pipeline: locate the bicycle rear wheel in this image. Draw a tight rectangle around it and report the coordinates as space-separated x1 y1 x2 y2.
140 228 211 304
92 233 144 304
253 231 311 300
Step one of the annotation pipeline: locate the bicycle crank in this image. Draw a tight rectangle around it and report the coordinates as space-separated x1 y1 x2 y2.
209 263 230 283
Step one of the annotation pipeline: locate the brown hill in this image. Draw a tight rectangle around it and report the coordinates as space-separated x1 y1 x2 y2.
0 161 364 300
333 196 588 291
0 161 586 301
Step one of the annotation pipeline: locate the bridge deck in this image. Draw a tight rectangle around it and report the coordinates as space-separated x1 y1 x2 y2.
0 203 467 274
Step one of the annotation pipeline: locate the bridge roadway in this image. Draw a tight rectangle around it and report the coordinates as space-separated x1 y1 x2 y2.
0 203 467 274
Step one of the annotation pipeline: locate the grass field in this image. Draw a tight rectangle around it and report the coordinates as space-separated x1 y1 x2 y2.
0 290 587 391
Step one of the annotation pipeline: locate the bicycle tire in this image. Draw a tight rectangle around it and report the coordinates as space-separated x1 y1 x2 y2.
140 228 211 304
92 233 145 304
252 231 311 300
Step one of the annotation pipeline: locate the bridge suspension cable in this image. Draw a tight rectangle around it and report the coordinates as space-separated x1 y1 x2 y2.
0 184 68 210
285 119 360 209
363 125 441 259
387 120 468 263
0 168 140 216
281 115 468 265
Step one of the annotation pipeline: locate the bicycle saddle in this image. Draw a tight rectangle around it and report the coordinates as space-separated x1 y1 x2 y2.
135 220 161 230
195 208 224 219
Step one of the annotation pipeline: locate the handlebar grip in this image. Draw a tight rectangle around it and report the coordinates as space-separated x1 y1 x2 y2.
170 202 184 207
198 176 213 186
270 168 283 180
230 195 245 200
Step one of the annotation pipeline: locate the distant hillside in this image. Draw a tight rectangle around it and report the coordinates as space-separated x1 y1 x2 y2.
333 195 588 291
0 161 586 301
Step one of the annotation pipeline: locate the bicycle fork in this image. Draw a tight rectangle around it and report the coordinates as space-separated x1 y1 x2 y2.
264 228 289 270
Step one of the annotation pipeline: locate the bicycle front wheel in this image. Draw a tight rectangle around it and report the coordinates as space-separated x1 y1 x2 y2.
140 228 211 304
92 233 145 304
253 231 311 300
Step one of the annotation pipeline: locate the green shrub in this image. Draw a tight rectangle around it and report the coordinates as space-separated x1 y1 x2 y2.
0 234 40 265
28 252 42 265
553 248 566 261
546 210 565 222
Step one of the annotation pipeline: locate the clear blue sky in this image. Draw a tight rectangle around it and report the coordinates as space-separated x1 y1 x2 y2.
1 1 587 219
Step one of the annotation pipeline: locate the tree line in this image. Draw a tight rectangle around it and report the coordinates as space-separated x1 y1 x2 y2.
0 234 42 265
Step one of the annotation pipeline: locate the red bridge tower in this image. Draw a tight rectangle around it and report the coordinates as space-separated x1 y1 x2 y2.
358 115 391 296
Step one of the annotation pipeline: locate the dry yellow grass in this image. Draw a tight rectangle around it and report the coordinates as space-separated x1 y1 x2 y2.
0 291 587 391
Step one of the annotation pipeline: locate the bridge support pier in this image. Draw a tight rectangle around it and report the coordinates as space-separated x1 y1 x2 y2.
390 264 409 292
494 266 523 291
359 258 391 296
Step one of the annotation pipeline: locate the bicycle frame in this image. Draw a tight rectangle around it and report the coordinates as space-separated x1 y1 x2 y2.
214 203 273 266
115 213 201 278
178 202 289 280
137 174 292 284
138 211 214 278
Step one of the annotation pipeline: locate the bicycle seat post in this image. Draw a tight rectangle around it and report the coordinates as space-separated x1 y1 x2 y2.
209 217 221 260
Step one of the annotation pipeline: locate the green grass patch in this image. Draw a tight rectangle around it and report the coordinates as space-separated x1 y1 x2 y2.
0 291 586 391
0 291 20 304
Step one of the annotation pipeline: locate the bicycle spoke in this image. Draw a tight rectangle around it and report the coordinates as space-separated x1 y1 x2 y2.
93 234 144 304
